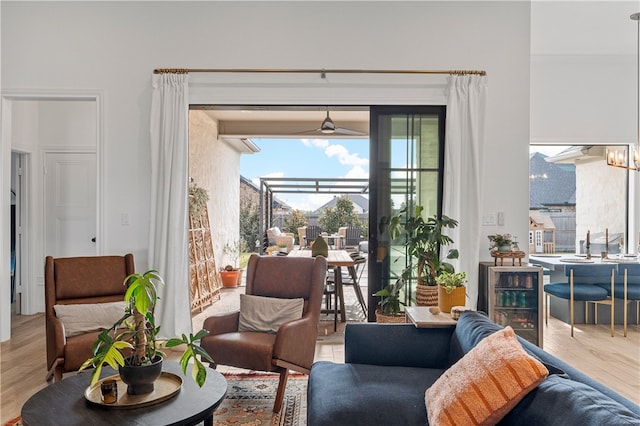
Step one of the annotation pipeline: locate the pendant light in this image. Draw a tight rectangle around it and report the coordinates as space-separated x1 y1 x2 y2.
607 13 640 171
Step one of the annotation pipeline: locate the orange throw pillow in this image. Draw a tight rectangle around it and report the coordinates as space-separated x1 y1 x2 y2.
425 326 548 425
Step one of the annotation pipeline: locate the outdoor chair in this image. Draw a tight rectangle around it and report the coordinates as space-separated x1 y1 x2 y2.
45 253 135 382
544 263 616 337
343 226 363 252
200 254 326 413
304 225 323 248
266 226 295 252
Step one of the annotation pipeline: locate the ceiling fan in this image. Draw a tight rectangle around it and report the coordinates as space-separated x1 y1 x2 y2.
298 109 366 136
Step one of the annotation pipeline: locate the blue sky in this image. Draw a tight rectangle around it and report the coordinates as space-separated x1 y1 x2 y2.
240 138 369 211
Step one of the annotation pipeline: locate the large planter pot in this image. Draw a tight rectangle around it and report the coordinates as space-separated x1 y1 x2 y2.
119 355 163 395
438 286 466 313
375 309 405 323
219 270 240 287
415 284 439 306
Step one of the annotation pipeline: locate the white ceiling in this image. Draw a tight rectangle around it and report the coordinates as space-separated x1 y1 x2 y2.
197 106 370 139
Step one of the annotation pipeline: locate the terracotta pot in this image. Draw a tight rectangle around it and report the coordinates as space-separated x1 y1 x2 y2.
438 286 466 313
219 270 240 287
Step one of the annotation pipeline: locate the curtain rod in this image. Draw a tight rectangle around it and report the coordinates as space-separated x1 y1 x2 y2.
153 68 486 76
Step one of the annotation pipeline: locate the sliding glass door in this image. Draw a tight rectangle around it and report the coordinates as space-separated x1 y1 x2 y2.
368 106 446 320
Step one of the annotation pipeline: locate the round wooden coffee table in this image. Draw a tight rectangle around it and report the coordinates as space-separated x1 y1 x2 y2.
21 361 227 426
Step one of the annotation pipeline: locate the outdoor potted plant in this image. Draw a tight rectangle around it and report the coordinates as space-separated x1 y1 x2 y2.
373 277 406 323
220 241 241 287
435 271 467 313
488 233 514 252
389 205 459 306
79 270 213 394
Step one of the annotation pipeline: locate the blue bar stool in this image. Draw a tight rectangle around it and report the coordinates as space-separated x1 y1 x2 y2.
596 263 640 337
544 263 616 337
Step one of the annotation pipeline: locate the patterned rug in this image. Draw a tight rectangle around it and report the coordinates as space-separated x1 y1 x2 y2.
215 372 307 426
4 373 307 426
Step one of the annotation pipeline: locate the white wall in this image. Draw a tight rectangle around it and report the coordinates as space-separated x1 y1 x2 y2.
1 1 531 338
189 111 241 271
530 0 640 254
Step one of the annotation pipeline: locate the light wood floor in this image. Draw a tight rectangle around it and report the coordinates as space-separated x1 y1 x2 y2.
2 287 639 423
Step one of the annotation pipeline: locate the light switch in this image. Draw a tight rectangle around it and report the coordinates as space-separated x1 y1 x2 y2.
121 213 130 226
482 214 497 226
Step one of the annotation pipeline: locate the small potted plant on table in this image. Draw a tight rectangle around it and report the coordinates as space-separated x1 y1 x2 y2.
436 271 467 313
488 233 513 252
79 270 213 394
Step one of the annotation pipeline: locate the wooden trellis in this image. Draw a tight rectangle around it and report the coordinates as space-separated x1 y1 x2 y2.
188 205 221 312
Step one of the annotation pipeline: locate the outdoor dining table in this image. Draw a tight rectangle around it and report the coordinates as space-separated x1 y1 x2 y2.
288 249 355 322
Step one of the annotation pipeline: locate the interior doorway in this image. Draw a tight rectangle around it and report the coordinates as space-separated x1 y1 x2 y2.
1 92 102 342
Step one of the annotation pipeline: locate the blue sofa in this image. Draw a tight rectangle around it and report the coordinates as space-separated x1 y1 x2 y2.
307 311 640 425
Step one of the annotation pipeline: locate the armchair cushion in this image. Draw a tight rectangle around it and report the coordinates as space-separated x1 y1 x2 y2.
53 301 125 337
238 294 304 333
425 326 548 426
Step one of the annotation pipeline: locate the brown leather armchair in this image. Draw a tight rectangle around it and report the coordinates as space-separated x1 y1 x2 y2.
45 253 135 382
200 254 326 413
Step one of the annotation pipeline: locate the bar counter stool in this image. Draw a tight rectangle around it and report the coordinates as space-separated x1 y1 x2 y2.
597 263 640 337
544 263 616 337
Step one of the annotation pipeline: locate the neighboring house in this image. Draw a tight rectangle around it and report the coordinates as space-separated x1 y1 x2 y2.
529 152 576 212
240 175 292 233
309 194 369 228
529 211 556 254
545 146 627 254
529 152 576 253
240 176 291 215
314 194 369 215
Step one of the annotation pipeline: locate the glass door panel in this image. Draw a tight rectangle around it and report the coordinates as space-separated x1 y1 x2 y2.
369 106 445 320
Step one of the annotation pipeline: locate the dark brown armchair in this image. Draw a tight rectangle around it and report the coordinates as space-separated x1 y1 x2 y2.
200 254 326 413
45 254 135 382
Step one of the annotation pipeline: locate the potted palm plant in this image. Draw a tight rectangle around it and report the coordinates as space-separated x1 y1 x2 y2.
79 270 213 394
389 205 459 306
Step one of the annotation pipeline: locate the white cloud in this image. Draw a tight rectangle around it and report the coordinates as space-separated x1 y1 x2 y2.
301 138 369 168
251 171 284 187
344 165 368 179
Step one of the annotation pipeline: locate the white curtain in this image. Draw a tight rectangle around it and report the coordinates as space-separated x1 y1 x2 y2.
443 74 488 310
149 73 191 338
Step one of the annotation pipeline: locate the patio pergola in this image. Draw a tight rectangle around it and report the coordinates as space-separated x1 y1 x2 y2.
258 177 369 252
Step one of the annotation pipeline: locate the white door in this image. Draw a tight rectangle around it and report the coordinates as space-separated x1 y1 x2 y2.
44 152 97 258
535 230 543 254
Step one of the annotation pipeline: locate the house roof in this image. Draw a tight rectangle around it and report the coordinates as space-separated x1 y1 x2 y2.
240 175 292 210
529 152 576 209
313 194 369 215
529 210 556 229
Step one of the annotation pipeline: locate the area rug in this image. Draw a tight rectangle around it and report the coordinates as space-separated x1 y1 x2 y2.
215 372 307 426
3 373 308 426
